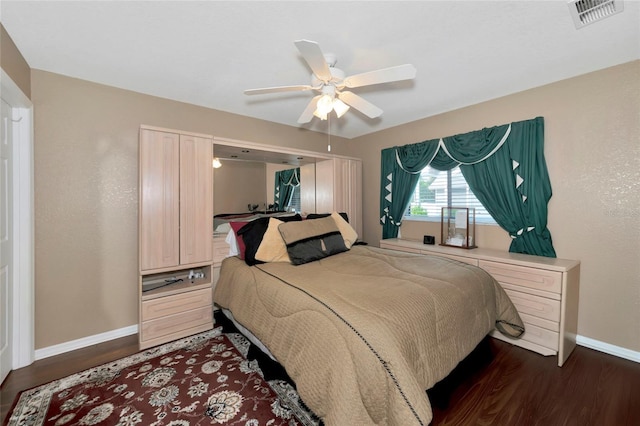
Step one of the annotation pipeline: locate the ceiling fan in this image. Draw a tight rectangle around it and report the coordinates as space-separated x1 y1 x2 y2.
244 40 417 124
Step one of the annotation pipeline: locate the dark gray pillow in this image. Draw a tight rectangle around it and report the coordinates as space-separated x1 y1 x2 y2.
278 216 347 265
306 212 349 222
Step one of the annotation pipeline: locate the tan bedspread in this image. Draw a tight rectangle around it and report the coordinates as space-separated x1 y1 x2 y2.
214 245 523 425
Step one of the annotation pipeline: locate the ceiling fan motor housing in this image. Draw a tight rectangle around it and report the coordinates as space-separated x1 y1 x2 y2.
312 66 345 86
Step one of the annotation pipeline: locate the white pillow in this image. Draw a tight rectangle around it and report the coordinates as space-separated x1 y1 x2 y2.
225 229 239 257
215 222 232 234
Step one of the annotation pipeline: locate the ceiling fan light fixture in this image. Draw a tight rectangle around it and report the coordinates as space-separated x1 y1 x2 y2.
316 94 334 115
314 94 350 120
333 98 350 118
313 109 328 120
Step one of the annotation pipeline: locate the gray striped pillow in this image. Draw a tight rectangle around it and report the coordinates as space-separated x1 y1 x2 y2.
278 216 347 265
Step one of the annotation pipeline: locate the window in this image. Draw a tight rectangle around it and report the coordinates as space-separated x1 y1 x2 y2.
404 165 496 224
287 185 301 213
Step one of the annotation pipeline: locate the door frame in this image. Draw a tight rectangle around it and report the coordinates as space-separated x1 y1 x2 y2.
1 68 35 370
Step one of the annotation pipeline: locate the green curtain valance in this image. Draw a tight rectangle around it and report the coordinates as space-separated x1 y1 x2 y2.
380 117 556 257
274 167 300 210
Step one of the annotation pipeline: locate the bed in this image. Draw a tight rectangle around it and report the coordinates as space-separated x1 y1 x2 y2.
213 214 523 425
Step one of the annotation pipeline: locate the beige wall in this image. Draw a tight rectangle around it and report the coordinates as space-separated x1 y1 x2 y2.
396 220 512 251
350 60 640 353
1 23 31 98
31 70 350 349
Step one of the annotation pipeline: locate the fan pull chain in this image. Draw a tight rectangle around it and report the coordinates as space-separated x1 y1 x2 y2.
327 113 331 152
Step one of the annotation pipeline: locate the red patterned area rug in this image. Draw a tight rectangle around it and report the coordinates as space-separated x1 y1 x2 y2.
5 328 320 425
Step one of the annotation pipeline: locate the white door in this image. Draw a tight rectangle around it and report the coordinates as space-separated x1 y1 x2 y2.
0 98 13 384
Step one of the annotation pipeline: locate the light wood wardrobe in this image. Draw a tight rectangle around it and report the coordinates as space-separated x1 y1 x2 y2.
315 158 363 237
138 126 214 350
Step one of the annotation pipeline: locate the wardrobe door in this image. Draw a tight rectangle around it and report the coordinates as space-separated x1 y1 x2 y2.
179 134 213 265
315 158 362 237
333 158 362 237
314 159 334 213
139 129 180 271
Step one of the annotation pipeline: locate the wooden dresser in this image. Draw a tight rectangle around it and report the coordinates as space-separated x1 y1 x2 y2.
379 238 580 367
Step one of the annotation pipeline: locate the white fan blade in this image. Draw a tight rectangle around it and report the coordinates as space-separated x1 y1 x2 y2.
244 85 315 95
338 91 383 119
341 64 416 89
298 95 322 124
294 39 332 82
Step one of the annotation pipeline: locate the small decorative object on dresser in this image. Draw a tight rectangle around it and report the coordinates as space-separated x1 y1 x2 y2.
379 238 580 367
441 207 476 249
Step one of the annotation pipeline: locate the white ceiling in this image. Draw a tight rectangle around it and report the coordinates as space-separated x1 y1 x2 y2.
2 1 639 139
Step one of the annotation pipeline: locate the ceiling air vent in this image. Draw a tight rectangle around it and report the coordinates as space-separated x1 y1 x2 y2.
568 0 624 29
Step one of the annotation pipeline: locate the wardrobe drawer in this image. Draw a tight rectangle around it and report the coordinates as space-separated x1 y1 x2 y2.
480 260 562 295
520 321 559 351
141 305 213 342
142 288 212 321
212 237 230 266
504 288 561 322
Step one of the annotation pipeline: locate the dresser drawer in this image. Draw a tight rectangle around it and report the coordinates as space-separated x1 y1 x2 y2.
519 312 559 332
142 288 212 321
504 288 560 323
479 260 562 295
519 321 559 351
141 305 213 342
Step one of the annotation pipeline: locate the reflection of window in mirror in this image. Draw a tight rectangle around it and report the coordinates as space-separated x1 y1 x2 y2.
273 167 301 213
267 163 316 216
274 184 301 213
289 185 301 213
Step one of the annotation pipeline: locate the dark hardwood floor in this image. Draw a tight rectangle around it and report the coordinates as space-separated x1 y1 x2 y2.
428 339 640 425
2 333 639 425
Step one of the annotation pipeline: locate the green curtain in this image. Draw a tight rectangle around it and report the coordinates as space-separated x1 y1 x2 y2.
379 117 556 257
380 139 439 238
439 123 511 164
274 168 300 211
460 118 556 256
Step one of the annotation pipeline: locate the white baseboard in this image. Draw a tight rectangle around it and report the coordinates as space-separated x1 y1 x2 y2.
35 325 138 361
32 328 640 364
577 334 640 363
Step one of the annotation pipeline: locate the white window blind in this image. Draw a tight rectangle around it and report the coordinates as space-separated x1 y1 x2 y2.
405 165 496 224
289 185 301 213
